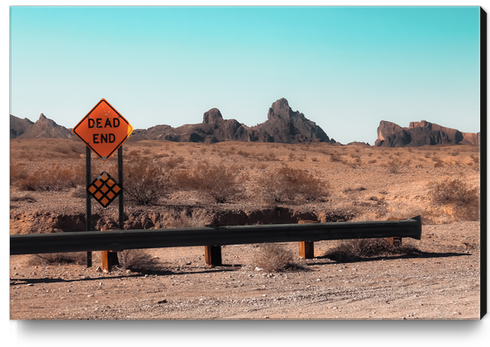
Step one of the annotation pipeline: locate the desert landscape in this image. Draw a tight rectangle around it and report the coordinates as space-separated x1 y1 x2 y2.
9 131 481 319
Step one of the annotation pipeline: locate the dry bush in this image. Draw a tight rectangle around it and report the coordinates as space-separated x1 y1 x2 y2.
258 166 328 203
329 153 342 162
28 252 86 266
324 238 420 262
124 160 172 205
176 162 242 203
12 165 84 191
10 163 29 184
167 209 213 228
253 243 305 272
428 178 480 221
117 249 161 271
387 159 401 174
164 156 185 169
10 194 37 203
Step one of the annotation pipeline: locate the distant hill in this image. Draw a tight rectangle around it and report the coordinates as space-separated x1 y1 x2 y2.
130 98 335 144
9 105 479 148
10 115 33 139
375 120 479 147
10 113 74 140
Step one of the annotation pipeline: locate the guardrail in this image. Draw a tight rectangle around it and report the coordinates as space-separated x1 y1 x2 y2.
10 216 421 267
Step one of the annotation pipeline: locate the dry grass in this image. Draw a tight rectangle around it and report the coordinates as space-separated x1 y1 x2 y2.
174 161 243 203
11 164 84 191
9 139 481 226
117 249 161 272
124 160 172 205
252 243 306 272
323 238 420 262
166 209 213 228
28 252 86 266
428 178 480 221
258 166 328 203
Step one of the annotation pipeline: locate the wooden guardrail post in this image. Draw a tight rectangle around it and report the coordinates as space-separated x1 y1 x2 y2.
100 226 119 272
204 245 222 266
386 218 404 247
298 220 317 259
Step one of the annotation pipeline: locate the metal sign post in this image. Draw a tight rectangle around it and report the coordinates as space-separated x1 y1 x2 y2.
118 146 124 230
86 147 92 267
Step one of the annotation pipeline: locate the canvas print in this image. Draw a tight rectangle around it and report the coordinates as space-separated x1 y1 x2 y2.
9 6 483 320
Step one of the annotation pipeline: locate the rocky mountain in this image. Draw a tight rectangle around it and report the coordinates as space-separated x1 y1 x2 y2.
130 98 335 144
375 120 479 147
247 98 333 143
10 115 33 139
10 113 74 140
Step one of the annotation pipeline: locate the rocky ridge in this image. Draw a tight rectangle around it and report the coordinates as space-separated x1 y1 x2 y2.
130 98 334 144
375 120 479 147
10 103 480 147
10 113 74 140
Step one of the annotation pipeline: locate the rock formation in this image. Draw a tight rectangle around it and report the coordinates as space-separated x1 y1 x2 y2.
130 98 334 144
247 98 332 143
10 113 74 140
10 115 33 139
375 120 479 147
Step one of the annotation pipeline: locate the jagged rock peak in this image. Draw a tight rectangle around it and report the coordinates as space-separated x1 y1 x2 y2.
203 108 223 126
37 113 59 126
267 98 292 122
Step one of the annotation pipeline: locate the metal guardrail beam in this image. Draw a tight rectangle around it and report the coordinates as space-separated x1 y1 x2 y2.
10 216 421 256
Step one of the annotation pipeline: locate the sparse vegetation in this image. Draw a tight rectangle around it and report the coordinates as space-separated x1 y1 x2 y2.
253 243 306 272
28 252 86 266
258 166 328 203
9 139 481 229
11 164 84 191
428 178 479 221
124 160 171 205
117 249 161 271
323 238 420 262
387 159 401 174
176 162 242 203
167 209 213 228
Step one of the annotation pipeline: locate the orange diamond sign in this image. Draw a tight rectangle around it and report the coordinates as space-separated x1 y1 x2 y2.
87 172 122 208
73 98 133 161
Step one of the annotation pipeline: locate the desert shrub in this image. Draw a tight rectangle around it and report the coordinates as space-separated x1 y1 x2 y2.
10 194 37 203
117 249 161 271
258 166 328 203
71 185 87 198
124 160 172 205
175 162 242 203
12 165 84 191
253 243 305 272
329 153 342 162
387 159 401 174
28 252 86 266
10 163 28 184
167 209 213 228
428 178 479 221
470 154 479 164
237 150 250 158
165 156 185 169
324 238 420 262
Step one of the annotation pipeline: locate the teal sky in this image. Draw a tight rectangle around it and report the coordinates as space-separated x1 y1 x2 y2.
10 6 481 144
